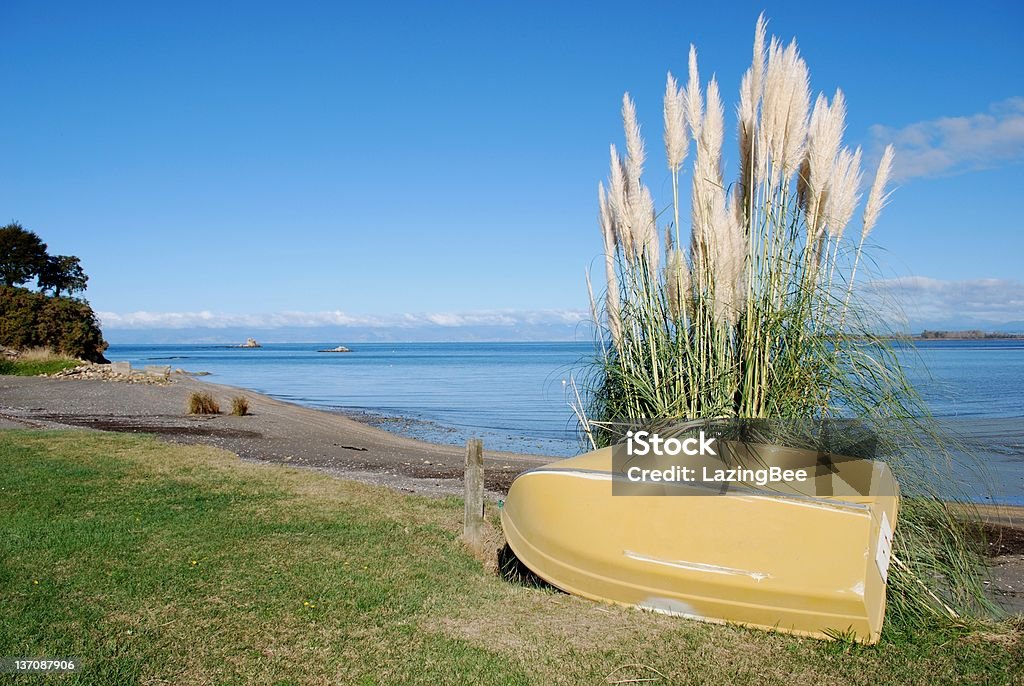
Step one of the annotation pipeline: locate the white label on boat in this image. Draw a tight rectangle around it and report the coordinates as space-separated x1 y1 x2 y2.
875 511 893 584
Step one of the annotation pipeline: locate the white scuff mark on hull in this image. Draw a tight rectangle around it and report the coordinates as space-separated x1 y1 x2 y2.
637 597 707 621
519 469 614 482
624 550 772 581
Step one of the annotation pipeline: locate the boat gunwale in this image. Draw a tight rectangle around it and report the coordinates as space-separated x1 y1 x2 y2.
515 466 878 514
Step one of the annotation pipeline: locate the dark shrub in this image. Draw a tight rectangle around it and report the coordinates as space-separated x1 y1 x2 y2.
0 286 108 362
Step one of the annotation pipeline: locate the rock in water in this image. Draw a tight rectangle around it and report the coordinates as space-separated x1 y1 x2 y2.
318 345 352 353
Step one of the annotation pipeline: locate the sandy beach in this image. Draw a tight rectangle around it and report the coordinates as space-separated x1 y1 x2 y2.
0 372 550 496
1 371 1022 613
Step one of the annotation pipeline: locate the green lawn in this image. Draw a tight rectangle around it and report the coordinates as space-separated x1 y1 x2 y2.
0 358 80 376
0 431 1020 685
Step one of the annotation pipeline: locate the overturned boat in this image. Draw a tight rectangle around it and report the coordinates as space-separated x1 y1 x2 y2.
500 434 898 643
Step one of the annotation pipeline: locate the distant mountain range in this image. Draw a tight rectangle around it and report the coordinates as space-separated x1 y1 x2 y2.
919 329 1024 339
902 319 1024 335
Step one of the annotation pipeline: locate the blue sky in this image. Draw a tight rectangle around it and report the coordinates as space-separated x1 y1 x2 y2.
2 1 1023 339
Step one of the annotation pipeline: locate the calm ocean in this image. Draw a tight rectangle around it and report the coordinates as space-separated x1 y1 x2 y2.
106 339 1024 503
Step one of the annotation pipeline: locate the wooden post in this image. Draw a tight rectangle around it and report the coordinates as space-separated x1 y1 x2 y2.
463 438 484 550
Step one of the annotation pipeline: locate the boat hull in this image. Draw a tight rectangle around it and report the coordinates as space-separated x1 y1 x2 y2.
500 446 898 642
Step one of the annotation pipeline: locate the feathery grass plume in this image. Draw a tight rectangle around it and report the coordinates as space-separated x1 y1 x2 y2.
863 144 895 239
586 267 601 344
796 156 811 212
781 42 811 175
663 226 691 316
663 73 688 172
636 186 660 274
736 16 767 217
802 95 827 226
583 14 994 633
749 14 767 103
622 93 660 274
712 198 746 325
622 94 646 190
737 69 758 210
841 144 897 318
702 78 725 180
803 90 846 245
665 72 689 254
684 45 703 141
807 90 846 195
598 183 623 351
737 16 767 150
607 145 632 262
761 38 810 176
691 77 726 293
665 247 691 318
737 71 756 156
823 146 863 241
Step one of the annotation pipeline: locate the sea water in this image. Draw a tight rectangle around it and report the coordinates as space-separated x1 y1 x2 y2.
107 342 592 456
106 339 1024 502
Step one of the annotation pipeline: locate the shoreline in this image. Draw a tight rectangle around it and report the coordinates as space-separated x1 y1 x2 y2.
0 370 1021 510
0 373 551 496
2 371 1023 612
2 370 1023 507
105 341 588 458
333 405 579 458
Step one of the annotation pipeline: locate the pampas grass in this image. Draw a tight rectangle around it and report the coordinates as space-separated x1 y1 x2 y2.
583 14 992 631
863 144 896 239
663 73 688 173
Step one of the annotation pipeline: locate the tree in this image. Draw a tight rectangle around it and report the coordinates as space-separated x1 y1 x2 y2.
0 286 108 362
0 223 48 287
38 254 88 297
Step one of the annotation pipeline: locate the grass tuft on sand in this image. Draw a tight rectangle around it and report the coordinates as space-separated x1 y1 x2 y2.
187 391 220 415
0 431 1020 685
230 395 250 416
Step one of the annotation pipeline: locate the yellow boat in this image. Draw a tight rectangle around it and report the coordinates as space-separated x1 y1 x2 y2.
500 440 899 643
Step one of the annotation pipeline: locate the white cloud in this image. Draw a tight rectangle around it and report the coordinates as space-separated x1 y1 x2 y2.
98 308 589 330
867 276 1024 328
99 284 1024 336
869 97 1024 181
